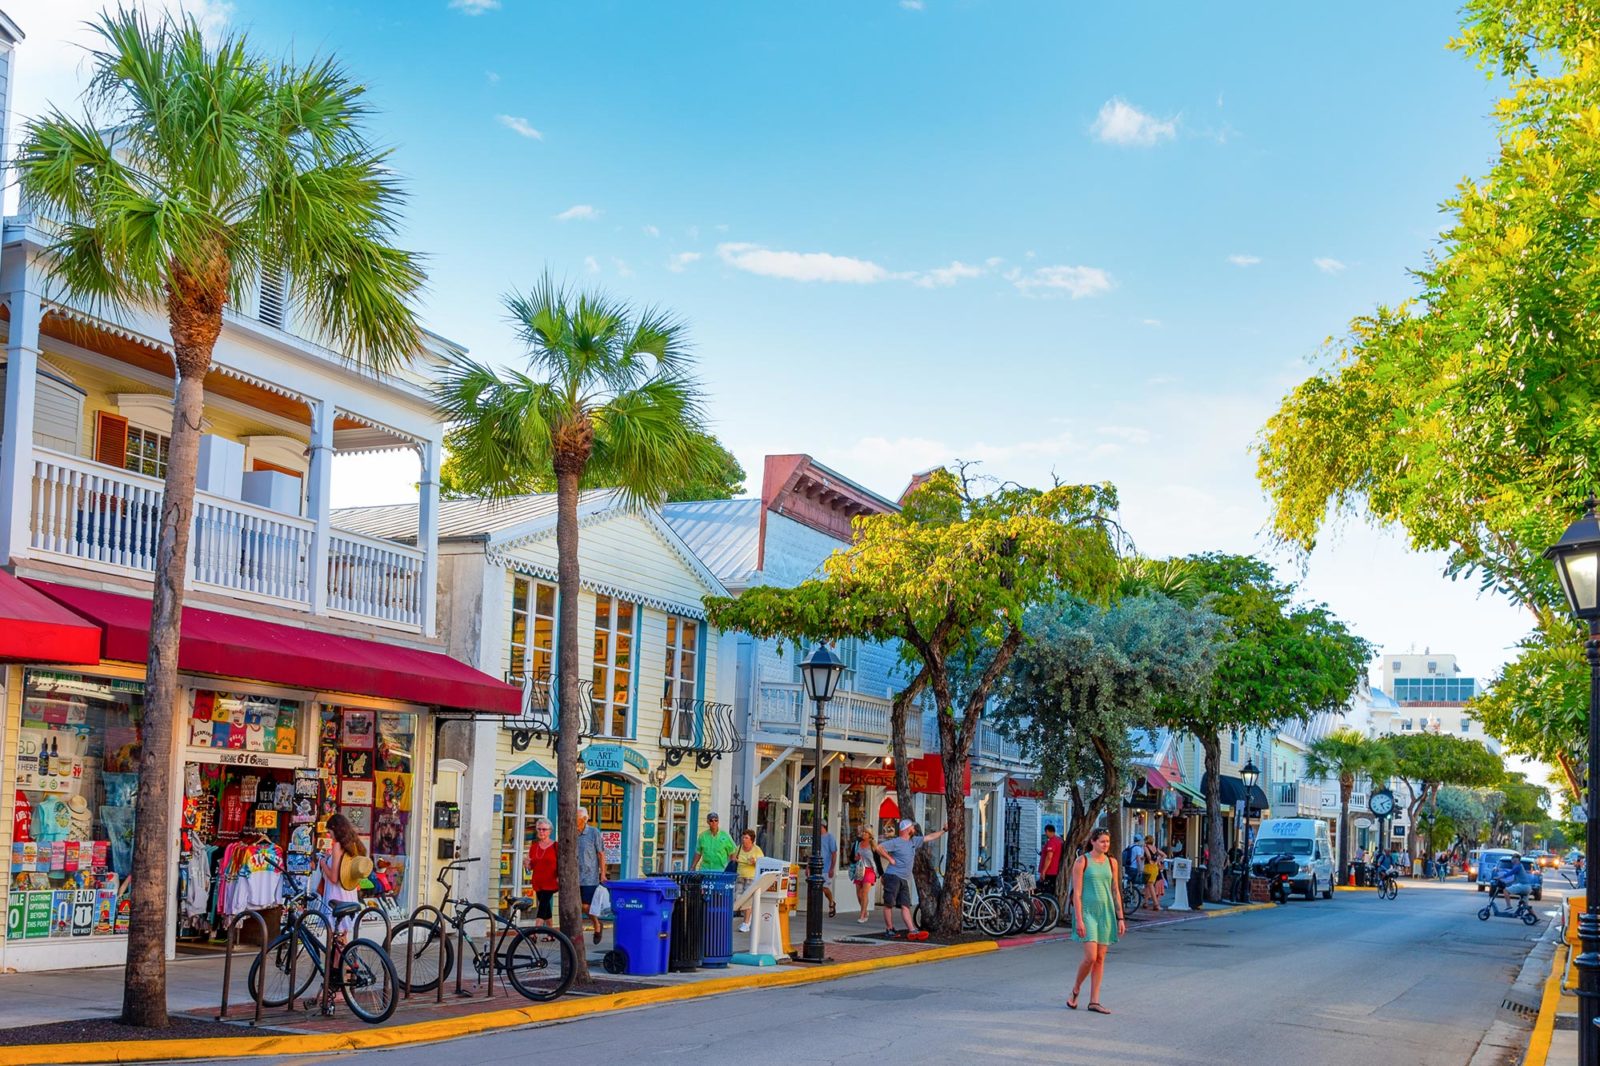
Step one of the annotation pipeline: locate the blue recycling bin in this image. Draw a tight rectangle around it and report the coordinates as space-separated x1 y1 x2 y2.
700 871 736 967
602 878 679 976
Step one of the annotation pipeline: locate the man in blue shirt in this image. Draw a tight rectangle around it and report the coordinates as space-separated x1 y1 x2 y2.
876 819 946 940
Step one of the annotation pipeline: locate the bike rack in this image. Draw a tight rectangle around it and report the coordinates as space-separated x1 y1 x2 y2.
393 904 450 1005
452 911 500 1000
351 902 392 948
217 908 271 1026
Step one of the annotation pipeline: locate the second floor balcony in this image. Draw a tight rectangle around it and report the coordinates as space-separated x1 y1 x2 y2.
754 681 896 747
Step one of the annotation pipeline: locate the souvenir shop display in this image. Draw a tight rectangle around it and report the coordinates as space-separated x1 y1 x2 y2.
188 691 300 755
175 755 299 942
322 707 415 901
6 671 139 943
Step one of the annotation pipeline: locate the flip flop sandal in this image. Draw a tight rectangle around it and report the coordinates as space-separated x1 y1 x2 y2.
1088 1003 1111 1015
1066 992 1079 1010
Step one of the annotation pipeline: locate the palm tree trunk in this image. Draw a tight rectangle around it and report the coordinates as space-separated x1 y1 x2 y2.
1338 776 1353 877
553 463 590 984
121 350 210 1027
1202 736 1224 902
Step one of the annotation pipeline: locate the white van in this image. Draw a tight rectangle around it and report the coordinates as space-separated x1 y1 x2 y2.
1250 818 1336 900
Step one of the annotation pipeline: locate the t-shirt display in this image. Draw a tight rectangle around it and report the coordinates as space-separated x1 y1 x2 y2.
322 707 415 903
7 670 143 943
188 691 301 754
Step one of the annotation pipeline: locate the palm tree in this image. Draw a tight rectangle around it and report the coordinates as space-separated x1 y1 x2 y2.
436 278 720 982
1305 729 1394 877
15 11 424 1027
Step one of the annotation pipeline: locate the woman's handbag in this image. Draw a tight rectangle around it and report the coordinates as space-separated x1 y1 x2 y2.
849 860 863 882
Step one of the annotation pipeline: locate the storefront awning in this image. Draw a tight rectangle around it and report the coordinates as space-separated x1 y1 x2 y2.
505 757 557 791
26 580 521 715
1170 780 1206 807
1142 766 1171 791
1201 772 1271 814
0 571 100 664
661 774 699 800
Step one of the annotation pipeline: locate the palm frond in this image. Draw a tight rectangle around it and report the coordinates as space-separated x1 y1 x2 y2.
589 370 714 506
433 354 563 499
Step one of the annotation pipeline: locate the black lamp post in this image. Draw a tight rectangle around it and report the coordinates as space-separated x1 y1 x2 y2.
1239 759 1261 902
797 644 846 963
1545 496 1600 1066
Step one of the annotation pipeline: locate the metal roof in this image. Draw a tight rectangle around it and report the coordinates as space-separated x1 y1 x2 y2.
660 498 761 587
333 492 610 542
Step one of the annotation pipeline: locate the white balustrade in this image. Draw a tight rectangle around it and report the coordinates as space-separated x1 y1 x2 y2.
754 682 895 743
191 492 312 604
326 529 424 628
31 449 163 571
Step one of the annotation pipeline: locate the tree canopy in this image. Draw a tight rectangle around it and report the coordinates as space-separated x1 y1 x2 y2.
1388 732 1505 849
439 430 744 502
1254 0 1600 769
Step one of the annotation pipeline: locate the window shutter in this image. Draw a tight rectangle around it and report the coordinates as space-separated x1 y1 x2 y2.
257 262 287 328
94 412 129 467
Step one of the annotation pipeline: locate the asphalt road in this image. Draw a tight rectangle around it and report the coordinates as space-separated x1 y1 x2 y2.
249 877 1560 1066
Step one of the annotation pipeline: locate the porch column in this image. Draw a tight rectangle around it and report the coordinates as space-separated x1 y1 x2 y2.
0 285 41 565
419 437 440 636
306 398 333 614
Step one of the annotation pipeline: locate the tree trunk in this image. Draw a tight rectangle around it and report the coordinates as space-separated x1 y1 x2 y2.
553 456 590 984
1090 736 1121 878
122 267 224 1029
932 703 967 936
1337 774 1353 876
1201 735 1224 903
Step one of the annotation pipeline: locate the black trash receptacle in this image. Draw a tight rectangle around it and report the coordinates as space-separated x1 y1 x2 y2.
1188 864 1205 909
663 872 706 973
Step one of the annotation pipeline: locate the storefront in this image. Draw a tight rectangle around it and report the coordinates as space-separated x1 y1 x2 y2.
1 582 519 972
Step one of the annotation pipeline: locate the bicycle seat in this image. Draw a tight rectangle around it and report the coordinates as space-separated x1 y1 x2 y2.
506 898 535 913
330 901 364 919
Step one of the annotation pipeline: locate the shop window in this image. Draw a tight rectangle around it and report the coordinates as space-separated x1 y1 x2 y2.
661 616 698 744
498 787 550 901
591 595 635 738
509 577 556 683
321 707 417 904
187 690 302 755
12 670 146 941
655 796 692 872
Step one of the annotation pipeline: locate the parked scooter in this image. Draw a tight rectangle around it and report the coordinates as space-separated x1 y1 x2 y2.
1478 881 1540 926
1253 853 1300 905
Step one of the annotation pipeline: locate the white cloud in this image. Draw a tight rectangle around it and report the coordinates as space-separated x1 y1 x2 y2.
668 252 702 273
687 225 701 239
1227 254 1261 267
584 256 601 274
717 242 890 284
555 204 600 221
485 70 501 84
1141 318 1163 328
614 259 634 278
914 260 984 288
1314 257 1347 274
1097 425 1152 446
449 0 500 13
496 115 543 140
1091 98 1177 147
643 225 661 238
900 0 925 9
1006 264 1113 299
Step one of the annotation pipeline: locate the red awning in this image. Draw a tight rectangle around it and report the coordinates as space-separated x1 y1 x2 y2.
26 580 520 715
0 571 101 664
1144 766 1172 791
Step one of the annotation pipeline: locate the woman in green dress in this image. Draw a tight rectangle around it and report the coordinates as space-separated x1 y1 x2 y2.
1069 827 1126 1014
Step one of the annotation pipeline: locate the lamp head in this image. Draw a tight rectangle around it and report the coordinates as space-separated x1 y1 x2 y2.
1546 496 1600 622
799 643 847 704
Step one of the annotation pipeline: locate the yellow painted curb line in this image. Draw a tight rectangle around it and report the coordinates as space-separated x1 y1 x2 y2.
1335 886 1377 892
1524 937 1567 1066
0 941 999 1066
1203 902 1277 918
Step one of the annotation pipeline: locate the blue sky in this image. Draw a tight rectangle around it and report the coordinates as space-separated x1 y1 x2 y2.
7 1 1537 691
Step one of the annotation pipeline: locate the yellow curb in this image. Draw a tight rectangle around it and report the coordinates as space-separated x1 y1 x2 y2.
1524 936 1567 1066
1335 886 1377 892
1202 902 1276 918
0 941 999 1066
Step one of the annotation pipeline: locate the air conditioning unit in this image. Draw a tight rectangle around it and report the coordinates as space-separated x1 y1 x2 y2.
196 435 244 498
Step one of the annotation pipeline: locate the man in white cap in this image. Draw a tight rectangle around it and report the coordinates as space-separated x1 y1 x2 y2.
875 819 945 940
575 806 607 944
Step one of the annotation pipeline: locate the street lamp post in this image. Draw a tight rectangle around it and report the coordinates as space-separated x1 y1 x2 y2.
1545 496 1600 1066
1239 759 1261 903
797 644 846 964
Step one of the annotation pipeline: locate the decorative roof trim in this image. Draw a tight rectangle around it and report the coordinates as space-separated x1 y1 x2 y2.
661 773 700 799
335 406 425 448
213 361 309 406
506 756 557 790
490 554 709 620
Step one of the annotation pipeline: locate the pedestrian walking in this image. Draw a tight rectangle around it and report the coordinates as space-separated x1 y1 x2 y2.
735 829 764 933
525 817 558 927
878 819 946 940
1038 824 1064 897
816 822 838 918
692 812 736 872
1068 827 1125 1015
851 826 880 922
574 807 606 943
1141 836 1166 912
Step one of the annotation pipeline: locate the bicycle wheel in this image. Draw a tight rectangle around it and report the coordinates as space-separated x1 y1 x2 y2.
1386 880 1399 901
1003 895 1029 936
339 938 398 1024
1022 895 1049 934
389 917 453 993
974 896 1010 938
1037 893 1061 930
1122 881 1142 915
457 905 500 985
248 930 320 1008
502 925 577 1002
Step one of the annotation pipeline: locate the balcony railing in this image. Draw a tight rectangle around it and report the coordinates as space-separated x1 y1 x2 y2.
754 682 895 745
661 697 742 768
1277 780 1326 815
974 720 1026 765
29 447 422 629
502 671 596 752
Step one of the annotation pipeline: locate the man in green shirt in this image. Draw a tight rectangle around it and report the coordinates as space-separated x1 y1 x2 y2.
692 812 736 872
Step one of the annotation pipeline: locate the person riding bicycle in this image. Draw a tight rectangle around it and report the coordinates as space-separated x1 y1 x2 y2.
1374 848 1395 885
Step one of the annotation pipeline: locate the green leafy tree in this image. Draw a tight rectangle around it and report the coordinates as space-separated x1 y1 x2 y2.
706 468 1120 933
437 278 722 982
1304 729 1394 875
440 431 744 502
1494 771 1550 846
15 11 425 1026
1155 554 1371 901
1255 0 1600 776
1388 733 1504 855
1436 786 1490 845
998 593 1224 868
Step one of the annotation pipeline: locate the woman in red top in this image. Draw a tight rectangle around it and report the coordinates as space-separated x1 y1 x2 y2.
525 817 558 925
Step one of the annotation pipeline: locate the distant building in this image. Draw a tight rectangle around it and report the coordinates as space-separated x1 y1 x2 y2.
1380 653 1500 756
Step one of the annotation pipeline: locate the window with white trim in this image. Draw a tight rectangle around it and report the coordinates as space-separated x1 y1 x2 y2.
125 425 170 479
591 594 634 738
498 787 549 901
655 795 692 872
509 576 556 683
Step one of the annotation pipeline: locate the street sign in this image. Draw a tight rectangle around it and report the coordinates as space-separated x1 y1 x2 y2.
1353 816 1375 830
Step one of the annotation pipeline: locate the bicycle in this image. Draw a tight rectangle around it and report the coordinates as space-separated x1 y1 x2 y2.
387 857 577 1002
246 866 399 1023
912 875 1012 937
1372 867 1399 900
1010 869 1061 933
